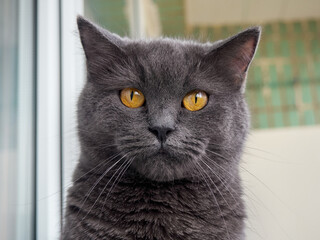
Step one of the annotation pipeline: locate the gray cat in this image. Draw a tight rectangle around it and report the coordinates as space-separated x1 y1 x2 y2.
62 16 260 240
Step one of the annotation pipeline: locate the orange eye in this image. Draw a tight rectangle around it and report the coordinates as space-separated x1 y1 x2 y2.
120 88 145 108
183 90 208 111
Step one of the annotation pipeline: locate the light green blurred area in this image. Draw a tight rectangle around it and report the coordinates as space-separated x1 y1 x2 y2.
84 0 320 129
84 0 130 35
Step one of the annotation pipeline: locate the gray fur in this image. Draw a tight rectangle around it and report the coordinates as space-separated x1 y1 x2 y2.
62 16 260 240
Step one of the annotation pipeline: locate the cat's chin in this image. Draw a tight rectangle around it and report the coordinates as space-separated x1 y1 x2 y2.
130 150 194 182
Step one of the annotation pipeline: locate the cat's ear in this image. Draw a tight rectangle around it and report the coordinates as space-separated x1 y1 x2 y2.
77 16 127 82
201 27 261 92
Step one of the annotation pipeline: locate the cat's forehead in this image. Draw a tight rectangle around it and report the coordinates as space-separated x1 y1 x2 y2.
129 39 210 68
124 39 212 94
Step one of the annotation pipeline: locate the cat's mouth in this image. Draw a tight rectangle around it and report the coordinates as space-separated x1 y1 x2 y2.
127 142 201 182
157 145 171 155
147 143 177 162
157 149 167 156
117 133 208 181
154 142 182 159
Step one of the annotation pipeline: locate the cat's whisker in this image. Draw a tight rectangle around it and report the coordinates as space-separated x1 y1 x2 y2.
73 152 122 184
239 165 295 218
204 151 236 182
80 156 130 235
243 150 282 163
203 153 274 240
84 143 118 151
243 144 276 155
106 157 135 200
205 151 265 215
77 128 110 135
206 148 234 162
35 152 121 204
241 186 293 240
203 154 277 222
97 157 136 230
203 152 272 232
208 140 293 164
207 142 296 238
207 142 233 150
193 161 231 240
205 152 282 214
197 159 237 216
207 145 294 216
76 153 128 219
199 157 239 206
70 154 131 235
242 150 300 165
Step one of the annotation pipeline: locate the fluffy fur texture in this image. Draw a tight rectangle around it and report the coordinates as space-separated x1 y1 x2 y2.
62 16 260 240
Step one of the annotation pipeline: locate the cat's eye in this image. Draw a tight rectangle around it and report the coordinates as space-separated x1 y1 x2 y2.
183 90 208 111
120 88 145 108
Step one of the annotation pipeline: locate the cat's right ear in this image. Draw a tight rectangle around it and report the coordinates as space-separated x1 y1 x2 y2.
200 27 261 93
77 16 127 82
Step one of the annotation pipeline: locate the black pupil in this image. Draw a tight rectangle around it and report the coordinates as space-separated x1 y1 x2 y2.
130 91 134 101
195 93 198 104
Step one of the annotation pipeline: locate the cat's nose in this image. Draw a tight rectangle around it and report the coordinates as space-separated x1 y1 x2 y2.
148 126 174 143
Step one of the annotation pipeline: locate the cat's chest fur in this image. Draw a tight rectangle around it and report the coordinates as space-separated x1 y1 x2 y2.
64 166 245 240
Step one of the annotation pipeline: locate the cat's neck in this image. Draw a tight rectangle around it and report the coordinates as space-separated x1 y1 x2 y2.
65 160 245 239
71 162 244 217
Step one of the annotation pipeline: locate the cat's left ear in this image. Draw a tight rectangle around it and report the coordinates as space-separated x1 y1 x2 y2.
77 15 127 83
201 27 261 93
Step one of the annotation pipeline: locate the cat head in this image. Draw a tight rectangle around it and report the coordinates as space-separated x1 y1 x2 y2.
77 16 260 182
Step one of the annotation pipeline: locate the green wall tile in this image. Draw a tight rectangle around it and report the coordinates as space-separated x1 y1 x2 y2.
296 40 305 57
308 20 317 32
253 66 263 86
293 22 302 34
314 61 320 103
280 40 290 57
273 112 284 127
271 87 281 107
246 89 255 107
279 22 287 35
304 110 315 125
258 113 269 128
264 24 272 35
286 87 296 106
257 90 265 107
302 83 312 103
289 111 299 126
283 64 293 81
311 39 320 55
299 64 308 81
269 65 278 86
314 61 320 79
266 41 275 57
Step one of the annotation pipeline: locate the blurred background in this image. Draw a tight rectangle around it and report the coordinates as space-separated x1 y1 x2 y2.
1 0 319 239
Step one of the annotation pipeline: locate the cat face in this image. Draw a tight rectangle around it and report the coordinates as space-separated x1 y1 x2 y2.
77 17 260 181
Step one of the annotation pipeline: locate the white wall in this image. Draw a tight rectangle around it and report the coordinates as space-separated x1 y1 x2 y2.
242 125 320 240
